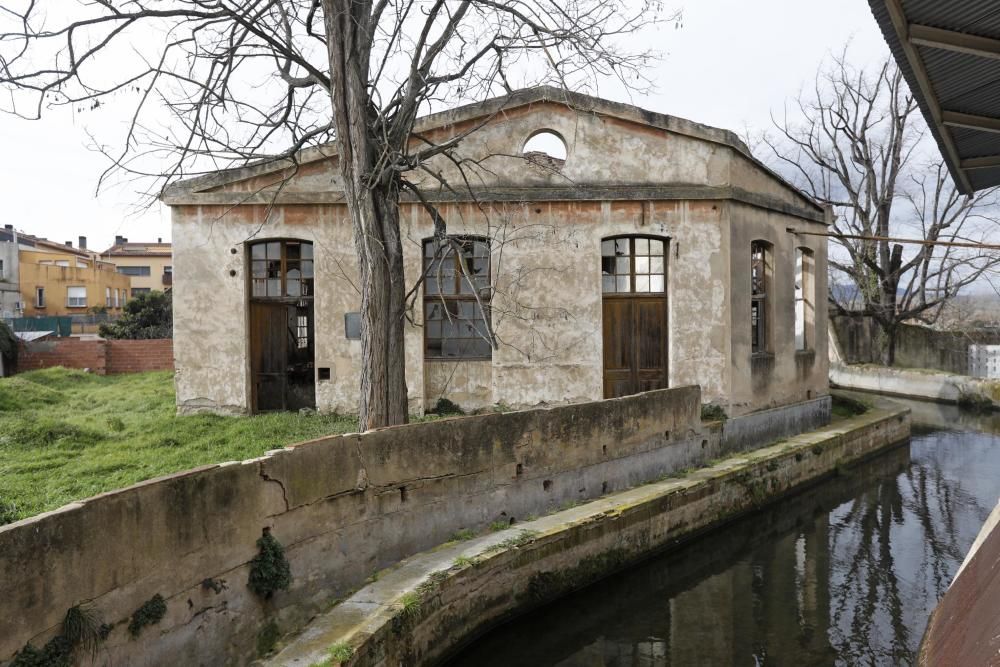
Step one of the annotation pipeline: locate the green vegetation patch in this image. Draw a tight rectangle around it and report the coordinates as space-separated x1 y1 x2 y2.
831 394 869 420
128 594 167 637
248 529 292 599
0 369 359 524
700 403 728 422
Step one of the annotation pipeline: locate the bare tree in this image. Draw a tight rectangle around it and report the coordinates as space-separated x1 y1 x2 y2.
764 54 1000 365
0 0 672 428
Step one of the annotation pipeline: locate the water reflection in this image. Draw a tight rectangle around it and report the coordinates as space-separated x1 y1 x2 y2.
449 424 1000 667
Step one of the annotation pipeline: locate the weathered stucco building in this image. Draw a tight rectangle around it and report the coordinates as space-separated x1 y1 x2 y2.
164 87 829 417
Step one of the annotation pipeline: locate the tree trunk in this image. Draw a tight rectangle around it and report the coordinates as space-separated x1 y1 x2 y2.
324 0 409 429
881 324 897 366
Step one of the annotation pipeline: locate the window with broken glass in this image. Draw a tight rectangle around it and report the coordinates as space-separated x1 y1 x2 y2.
423 237 492 359
751 241 769 354
249 240 314 299
601 237 666 294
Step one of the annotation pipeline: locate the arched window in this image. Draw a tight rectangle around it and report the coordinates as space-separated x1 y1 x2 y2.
751 240 772 354
249 240 314 299
522 129 567 170
423 236 492 359
601 236 667 294
795 247 815 351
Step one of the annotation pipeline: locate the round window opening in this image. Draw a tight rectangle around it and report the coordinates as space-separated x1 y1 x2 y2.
522 130 567 170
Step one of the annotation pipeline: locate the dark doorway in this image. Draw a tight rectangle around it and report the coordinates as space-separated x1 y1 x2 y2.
601 236 668 398
248 240 315 412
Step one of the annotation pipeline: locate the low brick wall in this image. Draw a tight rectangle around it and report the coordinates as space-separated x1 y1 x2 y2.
16 338 172 375
105 339 174 374
0 386 708 666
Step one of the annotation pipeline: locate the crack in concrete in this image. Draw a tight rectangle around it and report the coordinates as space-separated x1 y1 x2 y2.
259 462 290 512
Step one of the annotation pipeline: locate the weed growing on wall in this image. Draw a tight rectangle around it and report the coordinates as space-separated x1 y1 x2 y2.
327 641 353 663
128 594 167 637
700 403 728 422
432 398 464 416
10 605 107 667
248 528 292 599
399 592 422 618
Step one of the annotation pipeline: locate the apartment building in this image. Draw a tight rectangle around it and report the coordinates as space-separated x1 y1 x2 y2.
103 236 173 296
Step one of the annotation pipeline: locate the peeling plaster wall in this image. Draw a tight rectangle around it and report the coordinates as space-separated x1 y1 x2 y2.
727 202 829 415
0 386 704 667
170 101 827 416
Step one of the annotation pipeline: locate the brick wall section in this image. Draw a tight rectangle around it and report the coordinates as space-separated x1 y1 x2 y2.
17 338 172 375
105 339 174 374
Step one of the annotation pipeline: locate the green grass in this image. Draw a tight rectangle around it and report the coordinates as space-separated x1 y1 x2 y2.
0 368 359 524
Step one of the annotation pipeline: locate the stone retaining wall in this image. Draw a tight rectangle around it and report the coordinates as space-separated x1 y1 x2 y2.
0 385 710 666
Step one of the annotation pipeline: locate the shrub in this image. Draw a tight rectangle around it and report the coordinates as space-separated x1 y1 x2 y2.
99 291 172 340
0 319 17 371
700 403 728 422
248 528 292 599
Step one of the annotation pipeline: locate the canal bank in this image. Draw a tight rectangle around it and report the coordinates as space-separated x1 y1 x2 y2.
831 362 1000 409
262 398 909 667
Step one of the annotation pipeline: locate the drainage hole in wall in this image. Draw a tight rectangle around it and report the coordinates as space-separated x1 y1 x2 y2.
664 430 671 440
516 463 523 476
602 445 608 456
543 479 553 491
400 486 408 503
601 481 608 494
701 439 708 449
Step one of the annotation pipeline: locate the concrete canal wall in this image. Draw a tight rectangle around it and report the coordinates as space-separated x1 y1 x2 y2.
4 384 767 667
831 362 1000 409
264 399 910 667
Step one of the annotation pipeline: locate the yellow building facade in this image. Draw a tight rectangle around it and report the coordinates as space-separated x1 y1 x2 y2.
102 238 173 295
19 244 131 318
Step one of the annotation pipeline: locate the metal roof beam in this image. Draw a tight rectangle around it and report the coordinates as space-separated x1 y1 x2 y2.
882 0 974 193
942 110 1000 135
909 24 1000 61
961 155 1000 170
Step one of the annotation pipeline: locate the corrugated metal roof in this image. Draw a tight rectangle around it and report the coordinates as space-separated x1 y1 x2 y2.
870 0 1000 193
15 331 54 342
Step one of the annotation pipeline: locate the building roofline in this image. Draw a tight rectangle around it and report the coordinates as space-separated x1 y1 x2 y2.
868 0 974 194
161 86 822 213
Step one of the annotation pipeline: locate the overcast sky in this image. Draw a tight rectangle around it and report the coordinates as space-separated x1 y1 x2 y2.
0 1 890 252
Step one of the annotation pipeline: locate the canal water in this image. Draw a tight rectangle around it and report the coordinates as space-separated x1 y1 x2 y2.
449 399 1000 666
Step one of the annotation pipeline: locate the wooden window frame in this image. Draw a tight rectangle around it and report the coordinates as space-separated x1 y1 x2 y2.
422 236 492 361
751 240 772 355
248 239 315 303
601 235 669 297
794 247 815 352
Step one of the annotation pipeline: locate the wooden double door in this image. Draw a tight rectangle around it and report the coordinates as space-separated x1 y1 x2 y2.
249 301 315 412
602 295 669 398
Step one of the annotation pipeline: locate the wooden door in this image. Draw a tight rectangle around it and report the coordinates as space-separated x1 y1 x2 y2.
250 302 316 412
601 236 669 398
602 295 668 399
